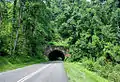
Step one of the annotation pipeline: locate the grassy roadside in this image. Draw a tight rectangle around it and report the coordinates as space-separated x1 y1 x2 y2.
64 62 108 82
0 56 47 72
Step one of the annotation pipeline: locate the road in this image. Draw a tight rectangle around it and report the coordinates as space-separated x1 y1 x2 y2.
0 61 68 82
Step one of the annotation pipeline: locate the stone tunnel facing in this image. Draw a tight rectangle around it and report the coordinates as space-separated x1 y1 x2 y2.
48 50 65 61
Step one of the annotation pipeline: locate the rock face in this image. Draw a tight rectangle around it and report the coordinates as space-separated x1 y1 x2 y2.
44 46 67 61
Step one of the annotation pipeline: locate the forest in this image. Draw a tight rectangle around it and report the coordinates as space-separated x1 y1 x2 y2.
0 0 120 82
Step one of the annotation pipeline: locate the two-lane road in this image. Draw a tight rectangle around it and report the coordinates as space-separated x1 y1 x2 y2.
0 61 68 82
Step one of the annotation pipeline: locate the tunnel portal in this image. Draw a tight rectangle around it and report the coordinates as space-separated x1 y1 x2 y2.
44 46 67 61
48 50 65 61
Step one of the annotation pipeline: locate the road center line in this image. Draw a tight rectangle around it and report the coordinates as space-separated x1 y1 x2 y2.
17 64 52 82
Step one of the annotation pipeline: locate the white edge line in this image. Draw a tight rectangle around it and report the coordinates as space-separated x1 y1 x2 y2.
17 64 51 82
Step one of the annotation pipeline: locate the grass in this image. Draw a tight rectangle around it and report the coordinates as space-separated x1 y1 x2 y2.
64 62 108 82
0 56 47 72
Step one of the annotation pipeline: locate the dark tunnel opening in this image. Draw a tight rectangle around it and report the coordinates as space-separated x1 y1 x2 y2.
48 50 65 61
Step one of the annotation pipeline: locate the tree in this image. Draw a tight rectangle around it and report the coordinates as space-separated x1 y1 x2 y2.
49 0 120 63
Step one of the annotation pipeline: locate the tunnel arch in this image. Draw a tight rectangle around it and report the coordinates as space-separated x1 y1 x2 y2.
48 50 65 61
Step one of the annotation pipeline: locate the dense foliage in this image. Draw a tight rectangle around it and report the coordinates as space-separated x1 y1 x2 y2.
50 0 120 63
0 0 120 81
0 0 54 62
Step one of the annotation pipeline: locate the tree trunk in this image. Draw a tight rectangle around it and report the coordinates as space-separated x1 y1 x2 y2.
13 0 22 55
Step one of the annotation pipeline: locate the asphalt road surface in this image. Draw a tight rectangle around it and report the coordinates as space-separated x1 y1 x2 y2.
0 61 68 82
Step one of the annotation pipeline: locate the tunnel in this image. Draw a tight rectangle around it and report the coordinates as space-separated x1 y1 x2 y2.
48 50 65 61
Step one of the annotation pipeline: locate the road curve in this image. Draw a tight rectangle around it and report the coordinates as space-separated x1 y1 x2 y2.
0 61 68 82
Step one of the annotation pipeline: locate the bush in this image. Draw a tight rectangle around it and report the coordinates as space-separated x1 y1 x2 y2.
107 65 120 82
82 58 95 71
108 71 120 82
81 57 120 82
96 56 106 66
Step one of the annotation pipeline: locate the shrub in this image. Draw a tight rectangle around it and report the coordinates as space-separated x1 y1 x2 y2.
82 58 95 71
108 71 120 82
